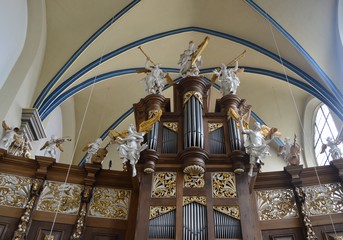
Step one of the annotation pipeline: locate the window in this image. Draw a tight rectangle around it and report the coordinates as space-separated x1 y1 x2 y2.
314 104 343 165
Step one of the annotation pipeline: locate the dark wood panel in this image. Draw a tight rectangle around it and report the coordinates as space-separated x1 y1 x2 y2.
0 216 19 240
27 221 74 240
83 227 125 240
261 228 305 240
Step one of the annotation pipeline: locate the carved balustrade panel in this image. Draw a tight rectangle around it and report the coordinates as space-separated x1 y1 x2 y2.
149 206 176 219
213 206 240 220
0 173 32 208
36 181 83 215
303 183 343 216
151 172 177 198
256 189 298 221
212 172 236 198
88 187 131 220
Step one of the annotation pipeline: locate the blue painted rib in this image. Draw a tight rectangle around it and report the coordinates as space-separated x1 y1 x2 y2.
33 0 141 109
37 27 342 116
246 0 343 104
40 67 343 122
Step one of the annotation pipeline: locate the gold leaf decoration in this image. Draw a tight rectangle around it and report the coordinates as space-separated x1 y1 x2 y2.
0 174 32 208
36 181 82 215
212 172 236 198
150 206 176 219
183 196 206 206
256 189 298 220
184 173 205 188
213 206 240 220
88 187 131 220
152 172 177 198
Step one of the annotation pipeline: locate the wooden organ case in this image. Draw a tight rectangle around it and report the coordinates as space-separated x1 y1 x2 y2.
134 76 257 239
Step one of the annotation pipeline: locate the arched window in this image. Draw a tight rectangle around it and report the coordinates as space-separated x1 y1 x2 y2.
314 104 343 165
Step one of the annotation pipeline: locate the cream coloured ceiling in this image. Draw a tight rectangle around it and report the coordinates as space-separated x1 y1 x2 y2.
32 0 343 167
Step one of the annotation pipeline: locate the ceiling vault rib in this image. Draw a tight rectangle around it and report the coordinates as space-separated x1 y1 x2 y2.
33 0 141 109
245 0 343 104
36 28 340 119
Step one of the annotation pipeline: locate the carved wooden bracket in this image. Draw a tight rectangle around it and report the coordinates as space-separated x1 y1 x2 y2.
284 164 303 187
35 156 55 180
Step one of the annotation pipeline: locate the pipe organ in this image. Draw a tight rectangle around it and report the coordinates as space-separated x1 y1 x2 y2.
0 75 342 239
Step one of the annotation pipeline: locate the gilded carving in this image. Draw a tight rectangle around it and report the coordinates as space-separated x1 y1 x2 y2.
334 237 343 240
88 187 131 220
163 122 178 132
294 186 317 239
208 123 223 133
183 196 206 206
212 172 236 198
184 173 205 188
152 172 176 198
36 181 82 215
256 189 298 220
303 183 343 216
213 206 240 220
183 91 203 105
150 206 176 219
0 173 31 208
183 164 205 175
71 203 87 239
44 235 54 240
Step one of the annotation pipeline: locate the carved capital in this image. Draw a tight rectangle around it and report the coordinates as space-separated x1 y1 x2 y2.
284 164 303 186
84 163 102 186
35 156 55 179
331 159 343 182
140 149 159 174
179 147 209 175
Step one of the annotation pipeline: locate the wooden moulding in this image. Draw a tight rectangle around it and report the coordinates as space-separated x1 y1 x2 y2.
179 147 209 175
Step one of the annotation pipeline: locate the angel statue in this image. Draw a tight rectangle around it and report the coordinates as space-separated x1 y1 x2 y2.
142 59 167 94
0 121 21 151
111 124 147 177
40 135 71 158
278 135 302 166
240 118 280 176
320 136 342 160
82 138 103 163
213 62 244 95
178 37 209 77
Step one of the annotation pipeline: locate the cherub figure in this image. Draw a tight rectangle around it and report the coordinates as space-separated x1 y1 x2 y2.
320 136 342 160
82 138 103 163
112 124 147 177
8 130 25 156
142 59 167 94
213 62 244 95
0 121 20 151
278 135 302 166
40 135 71 158
240 119 280 176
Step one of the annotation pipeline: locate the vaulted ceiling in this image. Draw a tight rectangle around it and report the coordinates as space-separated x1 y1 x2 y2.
32 0 343 168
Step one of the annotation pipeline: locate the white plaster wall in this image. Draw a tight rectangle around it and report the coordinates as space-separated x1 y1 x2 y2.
0 0 46 126
60 98 76 164
0 0 27 90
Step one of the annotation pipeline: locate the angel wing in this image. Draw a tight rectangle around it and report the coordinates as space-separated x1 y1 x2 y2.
108 129 129 143
260 125 282 140
320 144 327 154
40 141 50 151
2 121 10 130
82 143 90 152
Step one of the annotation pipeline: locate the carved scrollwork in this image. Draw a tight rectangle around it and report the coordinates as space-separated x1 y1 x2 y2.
256 189 298 220
36 181 82 215
212 172 236 198
152 172 177 198
88 187 131 220
213 206 240 220
303 183 343 216
163 122 178 132
183 91 203 106
184 173 205 188
150 206 176 219
208 123 223 133
0 173 32 208
183 196 206 206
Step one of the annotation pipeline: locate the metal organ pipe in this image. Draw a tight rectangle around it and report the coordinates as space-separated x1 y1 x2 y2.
147 121 159 150
183 95 204 149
